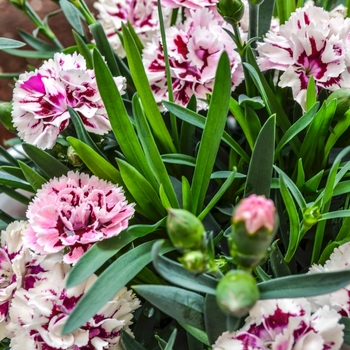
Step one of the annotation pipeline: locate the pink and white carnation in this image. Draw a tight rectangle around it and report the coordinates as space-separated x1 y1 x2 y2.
94 0 173 58
12 52 126 149
159 0 218 9
0 221 64 338
308 242 350 317
256 3 350 109
213 298 344 350
143 7 244 110
23 171 135 265
7 265 141 349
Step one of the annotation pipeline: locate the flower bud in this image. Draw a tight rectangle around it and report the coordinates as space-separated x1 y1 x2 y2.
228 195 277 269
303 205 321 229
216 0 245 25
67 146 83 167
179 250 209 273
216 270 259 318
166 208 205 251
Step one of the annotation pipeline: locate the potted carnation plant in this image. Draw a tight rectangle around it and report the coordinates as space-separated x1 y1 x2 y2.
1 0 350 349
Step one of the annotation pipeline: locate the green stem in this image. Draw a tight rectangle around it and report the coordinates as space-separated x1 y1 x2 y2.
69 0 96 25
248 4 259 44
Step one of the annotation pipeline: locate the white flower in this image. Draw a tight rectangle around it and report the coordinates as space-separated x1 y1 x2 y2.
7 269 140 349
12 52 126 149
94 0 173 58
213 298 344 350
142 7 244 111
256 3 350 110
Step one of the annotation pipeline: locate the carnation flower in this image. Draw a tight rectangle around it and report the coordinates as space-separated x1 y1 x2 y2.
7 266 140 349
23 171 135 264
12 52 126 149
308 242 350 317
143 7 244 110
93 0 173 58
160 0 218 9
0 221 64 338
213 298 344 350
256 3 350 109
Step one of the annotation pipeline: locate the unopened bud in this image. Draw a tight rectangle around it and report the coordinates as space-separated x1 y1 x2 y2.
67 146 83 167
166 208 205 251
216 270 259 318
228 194 277 269
179 250 209 273
217 0 245 25
303 205 321 229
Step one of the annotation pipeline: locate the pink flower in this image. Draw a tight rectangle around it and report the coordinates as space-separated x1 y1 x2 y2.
233 194 276 234
94 0 173 58
143 7 244 110
12 52 126 149
213 298 344 350
7 266 140 349
308 242 350 317
256 3 350 109
160 0 218 9
0 221 64 339
23 171 135 264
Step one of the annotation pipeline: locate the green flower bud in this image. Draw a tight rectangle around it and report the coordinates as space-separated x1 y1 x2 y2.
216 0 245 25
216 270 259 318
67 146 83 167
303 205 321 229
228 195 277 269
179 250 209 273
166 208 205 251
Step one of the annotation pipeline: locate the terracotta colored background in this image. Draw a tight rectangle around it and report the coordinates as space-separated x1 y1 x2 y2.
0 0 94 146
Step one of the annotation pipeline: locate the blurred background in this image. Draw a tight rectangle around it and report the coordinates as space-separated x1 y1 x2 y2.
0 0 94 146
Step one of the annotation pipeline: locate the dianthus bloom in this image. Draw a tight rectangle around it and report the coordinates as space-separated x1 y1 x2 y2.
0 221 64 338
7 266 140 350
256 3 350 109
308 242 350 317
94 0 173 58
12 52 126 149
213 298 344 350
160 0 218 9
143 7 244 110
23 171 135 264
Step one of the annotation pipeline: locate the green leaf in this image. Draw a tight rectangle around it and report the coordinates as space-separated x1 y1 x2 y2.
116 158 166 220
127 217 166 237
0 102 15 131
22 143 69 179
122 23 176 154
164 328 177 350
18 30 56 52
305 77 317 112
2 49 54 59
18 161 46 192
275 0 296 24
161 154 196 167
258 0 276 36
0 185 31 205
204 294 227 346
121 329 148 350
90 22 121 77
340 317 350 345
62 240 174 335
244 114 275 198
163 101 250 164
67 106 106 159
179 323 209 346
60 0 84 36
151 240 217 295
0 170 34 192
259 270 350 299
0 145 18 166
182 176 193 212
66 230 137 288
269 241 291 277
318 237 350 265
191 52 231 214
133 285 205 331
93 50 158 190
132 94 179 208
303 169 324 193
67 137 123 185
0 37 25 50
72 30 93 69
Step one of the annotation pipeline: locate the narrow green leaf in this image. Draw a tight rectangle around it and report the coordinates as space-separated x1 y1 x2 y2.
164 329 177 350
0 170 34 192
275 0 296 25
340 317 350 345
244 115 275 198
0 146 18 166
133 95 179 208
18 161 46 192
127 217 166 237
258 0 276 35
60 0 84 36
67 137 123 185
68 106 105 159
259 270 350 299
90 22 121 76
116 158 166 220
163 101 250 164
0 185 31 205
66 230 137 288
121 330 148 350
122 23 176 154
179 323 209 346
182 176 193 212
303 169 324 193
2 49 54 59
22 143 69 179
0 37 25 50
161 154 196 167
0 102 14 131
93 50 158 190
305 77 317 111
127 21 144 53
151 240 217 295
191 52 231 214
62 240 174 334
269 241 291 277
204 294 227 346
318 237 350 265
318 210 350 221
18 30 56 52
133 285 205 331
72 30 93 69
